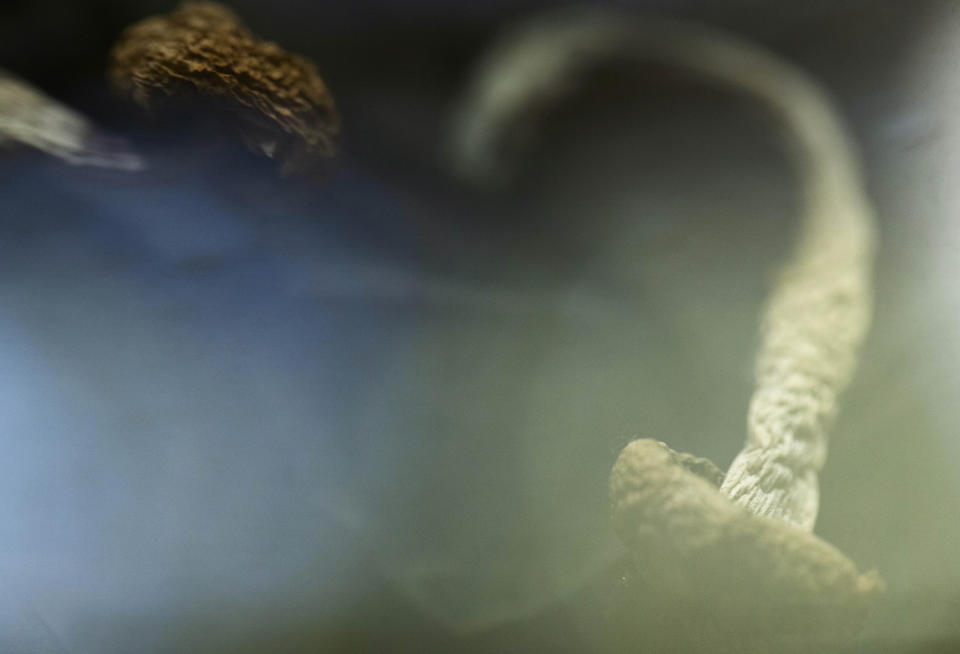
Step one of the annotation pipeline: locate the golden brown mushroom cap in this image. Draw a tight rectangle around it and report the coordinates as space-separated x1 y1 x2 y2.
109 1 339 174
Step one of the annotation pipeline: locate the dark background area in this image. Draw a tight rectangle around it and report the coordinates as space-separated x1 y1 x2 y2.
1 1 959 653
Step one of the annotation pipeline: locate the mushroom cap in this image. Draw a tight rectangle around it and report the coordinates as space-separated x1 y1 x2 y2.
109 1 339 175
609 439 882 653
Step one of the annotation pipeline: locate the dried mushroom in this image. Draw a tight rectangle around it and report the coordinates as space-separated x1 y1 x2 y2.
452 8 881 652
109 1 339 174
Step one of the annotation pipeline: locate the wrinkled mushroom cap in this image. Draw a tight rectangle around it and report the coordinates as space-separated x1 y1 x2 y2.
609 439 882 653
110 1 339 175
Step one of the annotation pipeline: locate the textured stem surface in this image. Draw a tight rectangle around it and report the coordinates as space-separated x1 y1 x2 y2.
451 8 880 651
451 5 876 532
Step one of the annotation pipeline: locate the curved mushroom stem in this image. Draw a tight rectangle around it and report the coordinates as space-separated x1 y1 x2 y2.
450 7 880 650
450 5 875 533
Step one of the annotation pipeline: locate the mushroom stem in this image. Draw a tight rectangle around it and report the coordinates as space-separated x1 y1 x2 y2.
0 68 143 170
450 5 875 534
450 7 880 650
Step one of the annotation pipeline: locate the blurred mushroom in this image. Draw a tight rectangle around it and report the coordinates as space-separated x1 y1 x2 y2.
0 68 143 170
452 7 881 651
109 1 339 175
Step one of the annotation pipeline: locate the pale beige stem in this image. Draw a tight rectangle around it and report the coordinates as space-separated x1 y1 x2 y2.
0 69 143 170
451 8 881 650
450 6 876 532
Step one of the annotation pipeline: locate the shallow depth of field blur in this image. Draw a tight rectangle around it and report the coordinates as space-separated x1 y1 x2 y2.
1 1 959 652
